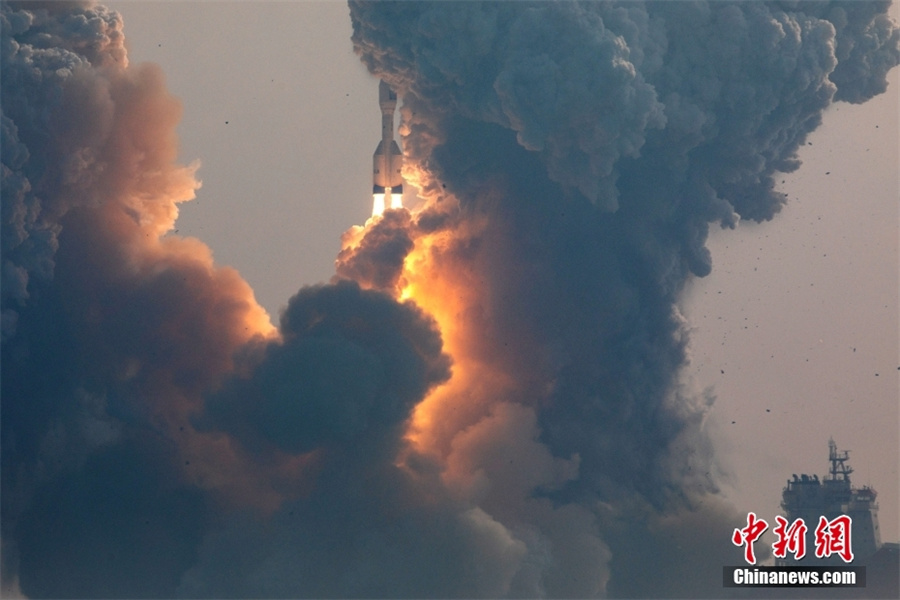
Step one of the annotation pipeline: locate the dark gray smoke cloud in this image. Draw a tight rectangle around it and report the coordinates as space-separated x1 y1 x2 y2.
347 0 898 597
1 1 897 598
201 279 450 456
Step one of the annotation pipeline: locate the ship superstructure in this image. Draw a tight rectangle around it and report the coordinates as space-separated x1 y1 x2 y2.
779 438 881 564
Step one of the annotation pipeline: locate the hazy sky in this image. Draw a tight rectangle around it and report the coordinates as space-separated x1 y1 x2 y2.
107 0 898 544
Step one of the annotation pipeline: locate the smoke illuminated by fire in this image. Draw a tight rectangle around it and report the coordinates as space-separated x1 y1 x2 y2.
346 161 495 458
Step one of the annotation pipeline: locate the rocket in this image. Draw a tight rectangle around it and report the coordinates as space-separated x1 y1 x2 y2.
372 80 403 215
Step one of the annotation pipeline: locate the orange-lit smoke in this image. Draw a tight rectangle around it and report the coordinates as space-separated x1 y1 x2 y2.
398 216 501 453
11 36 312 511
89 66 328 512
337 181 612 595
341 178 533 486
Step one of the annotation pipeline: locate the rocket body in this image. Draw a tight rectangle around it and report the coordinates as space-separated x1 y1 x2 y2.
373 80 403 214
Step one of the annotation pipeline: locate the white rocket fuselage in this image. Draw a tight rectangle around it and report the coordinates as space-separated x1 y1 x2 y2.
373 80 403 213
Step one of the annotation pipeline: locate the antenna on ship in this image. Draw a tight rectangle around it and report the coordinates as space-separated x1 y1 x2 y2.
827 437 853 482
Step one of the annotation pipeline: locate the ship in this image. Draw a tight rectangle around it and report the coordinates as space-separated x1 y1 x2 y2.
779 438 881 565
778 439 898 597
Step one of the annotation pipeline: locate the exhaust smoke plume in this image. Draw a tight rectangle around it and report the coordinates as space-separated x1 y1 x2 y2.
2 1 897 598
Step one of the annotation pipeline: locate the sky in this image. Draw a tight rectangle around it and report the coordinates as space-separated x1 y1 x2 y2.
2 1 899 598
109 0 899 542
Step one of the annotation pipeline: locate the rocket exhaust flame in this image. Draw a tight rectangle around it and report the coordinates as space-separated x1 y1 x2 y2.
370 191 404 218
372 193 385 216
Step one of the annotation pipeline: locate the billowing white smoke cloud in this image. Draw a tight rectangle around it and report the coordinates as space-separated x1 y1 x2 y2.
2 1 897 598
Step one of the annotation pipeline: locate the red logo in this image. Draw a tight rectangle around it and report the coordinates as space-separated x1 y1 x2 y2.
814 515 854 563
732 512 769 565
772 516 808 560
734 513 854 564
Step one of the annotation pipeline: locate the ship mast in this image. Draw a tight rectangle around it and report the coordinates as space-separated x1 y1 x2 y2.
827 437 853 482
